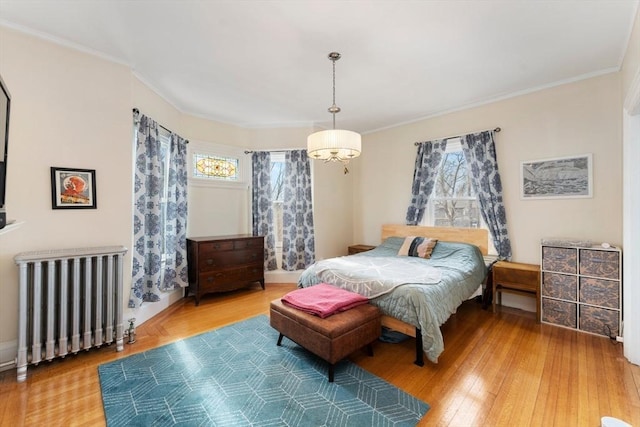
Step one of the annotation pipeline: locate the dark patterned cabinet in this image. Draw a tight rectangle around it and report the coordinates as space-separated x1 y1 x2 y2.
540 240 622 338
187 235 265 306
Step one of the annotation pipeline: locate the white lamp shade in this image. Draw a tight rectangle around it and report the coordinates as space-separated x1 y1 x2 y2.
307 129 361 161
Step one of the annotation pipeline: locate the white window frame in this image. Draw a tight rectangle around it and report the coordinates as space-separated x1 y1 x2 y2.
270 152 285 251
157 129 172 273
422 138 481 228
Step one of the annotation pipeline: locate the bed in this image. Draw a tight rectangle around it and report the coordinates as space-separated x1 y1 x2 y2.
298 224 491 365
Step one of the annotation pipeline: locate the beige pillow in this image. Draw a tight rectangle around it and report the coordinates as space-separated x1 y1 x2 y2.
397 236 438 259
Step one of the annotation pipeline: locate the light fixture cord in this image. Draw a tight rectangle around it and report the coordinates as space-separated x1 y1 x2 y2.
332 58 336 130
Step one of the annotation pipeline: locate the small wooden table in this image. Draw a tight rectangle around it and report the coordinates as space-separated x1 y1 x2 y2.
348 244 376 255
492 261 541 322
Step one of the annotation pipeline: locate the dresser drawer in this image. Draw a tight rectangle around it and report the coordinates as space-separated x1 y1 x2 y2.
493 264 539 290
542 247 576 274
579 305 619 337
233 238 263 250
541 272 576 301
199 264 264 292
579 277 619 309
200 241 235 253
579 250 619 279
199 248 262 271
542 298 577 329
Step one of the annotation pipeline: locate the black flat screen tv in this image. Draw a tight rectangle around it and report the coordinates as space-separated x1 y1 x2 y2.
0 73 10 229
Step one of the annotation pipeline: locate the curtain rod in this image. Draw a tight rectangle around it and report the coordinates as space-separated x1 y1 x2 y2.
244 148 305 154
132 108 189 143
414 127 501 146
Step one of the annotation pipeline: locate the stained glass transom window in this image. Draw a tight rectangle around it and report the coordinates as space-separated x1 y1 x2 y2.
193 154 239 181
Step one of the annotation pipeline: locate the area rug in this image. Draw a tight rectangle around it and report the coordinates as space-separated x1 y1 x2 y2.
98 315 429 426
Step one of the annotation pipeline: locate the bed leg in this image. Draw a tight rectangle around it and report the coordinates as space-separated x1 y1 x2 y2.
414 328 424 366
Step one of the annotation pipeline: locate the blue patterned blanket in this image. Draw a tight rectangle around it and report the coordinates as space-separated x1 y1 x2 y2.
312 255 442 298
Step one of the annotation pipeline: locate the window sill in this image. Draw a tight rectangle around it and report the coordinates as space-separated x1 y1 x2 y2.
0 220 24 236
188 178 248 190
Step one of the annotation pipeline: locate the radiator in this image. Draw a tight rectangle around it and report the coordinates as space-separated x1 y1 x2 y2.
14 246 128 382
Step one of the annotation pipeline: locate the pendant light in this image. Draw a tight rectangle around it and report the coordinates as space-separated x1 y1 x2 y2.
307 52 361 173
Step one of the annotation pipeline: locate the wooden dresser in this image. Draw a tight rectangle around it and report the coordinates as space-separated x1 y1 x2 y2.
540 240 622 338
187 235 265 305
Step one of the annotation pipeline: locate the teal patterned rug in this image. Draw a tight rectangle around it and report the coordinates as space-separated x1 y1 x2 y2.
98 315 429 426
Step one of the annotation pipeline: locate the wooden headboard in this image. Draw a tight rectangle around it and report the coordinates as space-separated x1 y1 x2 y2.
381 224 489 255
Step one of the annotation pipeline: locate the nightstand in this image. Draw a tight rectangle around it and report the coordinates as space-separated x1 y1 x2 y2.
348 244 376 255
492 261 541 322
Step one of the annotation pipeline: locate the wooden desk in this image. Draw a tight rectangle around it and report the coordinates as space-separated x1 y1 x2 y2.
492 261 541 322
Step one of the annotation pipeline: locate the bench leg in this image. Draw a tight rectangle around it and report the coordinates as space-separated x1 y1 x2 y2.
277 333 284 346
366 343 374 357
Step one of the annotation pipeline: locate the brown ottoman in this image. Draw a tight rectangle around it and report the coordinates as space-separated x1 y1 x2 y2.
269 299 381 382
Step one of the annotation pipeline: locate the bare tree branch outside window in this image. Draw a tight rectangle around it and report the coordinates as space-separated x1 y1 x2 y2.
431 148 480 228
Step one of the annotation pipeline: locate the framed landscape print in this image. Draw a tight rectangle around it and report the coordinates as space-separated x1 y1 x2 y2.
520 154 592 200
50 167 97 209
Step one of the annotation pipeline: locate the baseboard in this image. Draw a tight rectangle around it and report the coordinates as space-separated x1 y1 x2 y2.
0 340 17 372
123 287 185 329
265 269 302 284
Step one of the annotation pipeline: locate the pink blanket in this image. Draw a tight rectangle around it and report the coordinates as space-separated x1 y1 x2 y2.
281 283 369 318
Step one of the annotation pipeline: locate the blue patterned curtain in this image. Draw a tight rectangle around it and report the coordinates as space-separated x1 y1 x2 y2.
461 130 512 260
251 152 278 271
281 150 315 271
130 112 189 308
405 139 448 225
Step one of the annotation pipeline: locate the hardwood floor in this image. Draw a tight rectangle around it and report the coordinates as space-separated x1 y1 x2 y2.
1 283 638 426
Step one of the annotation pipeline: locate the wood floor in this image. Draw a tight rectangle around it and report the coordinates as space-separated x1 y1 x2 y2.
1 283 638 426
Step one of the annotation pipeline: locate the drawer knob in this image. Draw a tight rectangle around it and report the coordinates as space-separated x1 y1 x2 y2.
206 259 214 265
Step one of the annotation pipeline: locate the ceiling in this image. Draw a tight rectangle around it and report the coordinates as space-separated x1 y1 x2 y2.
0 0 638 133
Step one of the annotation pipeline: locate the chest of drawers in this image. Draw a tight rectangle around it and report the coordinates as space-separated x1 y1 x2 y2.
187 235 265 305
540 240 622 338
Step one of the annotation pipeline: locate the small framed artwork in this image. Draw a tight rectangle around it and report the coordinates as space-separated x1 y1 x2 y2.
50 167 97 209
520 154 592 199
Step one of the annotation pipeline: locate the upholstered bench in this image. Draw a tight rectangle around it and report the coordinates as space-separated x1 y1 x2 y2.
270 299 381 382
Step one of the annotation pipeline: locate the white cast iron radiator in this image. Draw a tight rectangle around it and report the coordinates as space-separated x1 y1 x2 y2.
14 246 128 382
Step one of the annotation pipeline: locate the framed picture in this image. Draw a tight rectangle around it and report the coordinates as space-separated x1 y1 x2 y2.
50 167 97 209
520 154 592 199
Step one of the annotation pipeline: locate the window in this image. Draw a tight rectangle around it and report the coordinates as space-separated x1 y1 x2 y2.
157 130 172 268
193 153 239 181
270 152 285 248
423 139 481 228
187 140 247 188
